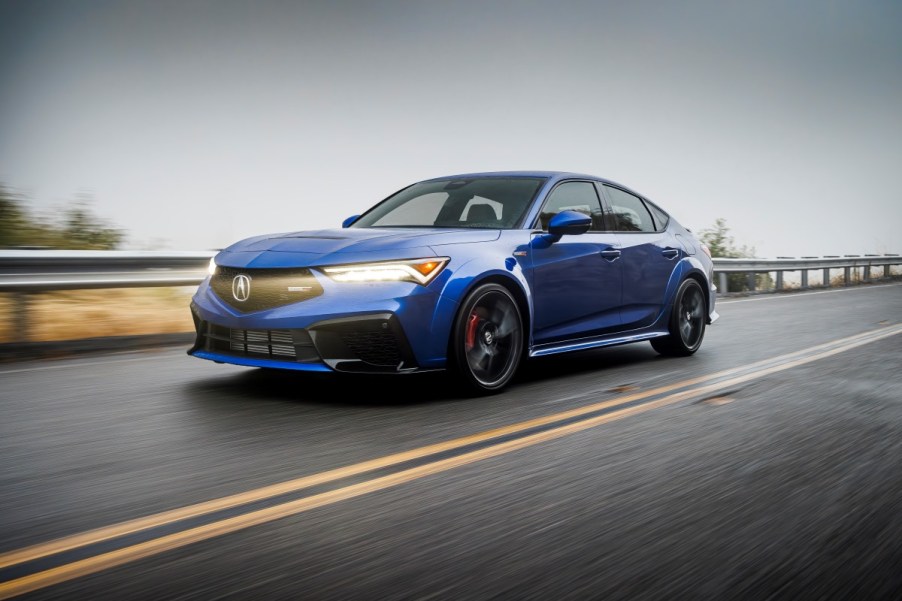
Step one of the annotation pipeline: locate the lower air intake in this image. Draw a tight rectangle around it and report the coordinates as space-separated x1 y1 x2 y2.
197 322 320 363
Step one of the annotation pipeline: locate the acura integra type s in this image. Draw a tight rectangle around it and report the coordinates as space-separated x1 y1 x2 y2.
189 172 718 393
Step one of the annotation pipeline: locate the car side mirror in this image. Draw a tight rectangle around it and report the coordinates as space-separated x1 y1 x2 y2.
548 210 592 237
342 215 361 228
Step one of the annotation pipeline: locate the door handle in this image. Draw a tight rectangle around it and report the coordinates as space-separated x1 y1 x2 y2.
600 249 621 261
661 248 680 260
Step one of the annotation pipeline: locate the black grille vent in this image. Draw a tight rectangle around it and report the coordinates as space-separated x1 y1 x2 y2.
210 267 323 313
199 322 320 363
340 331 403 366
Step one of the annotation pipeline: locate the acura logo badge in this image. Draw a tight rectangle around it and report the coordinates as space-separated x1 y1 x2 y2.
232 274 251 302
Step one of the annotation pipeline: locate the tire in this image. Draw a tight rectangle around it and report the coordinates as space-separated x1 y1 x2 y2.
450 283 524 393
650 278 707 356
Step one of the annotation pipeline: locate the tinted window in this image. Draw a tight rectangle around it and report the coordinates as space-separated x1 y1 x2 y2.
369 192 446 226
353 178 544 229
645 200 670 231
605 186 655 232
536 182 605 231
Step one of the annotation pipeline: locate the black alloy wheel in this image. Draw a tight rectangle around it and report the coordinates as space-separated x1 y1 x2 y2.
651 278 706 356
452 283 524 393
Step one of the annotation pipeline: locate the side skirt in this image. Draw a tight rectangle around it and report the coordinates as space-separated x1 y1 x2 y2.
529 330 669 358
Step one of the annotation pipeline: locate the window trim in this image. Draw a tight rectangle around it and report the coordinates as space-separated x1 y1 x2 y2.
592 182 619 232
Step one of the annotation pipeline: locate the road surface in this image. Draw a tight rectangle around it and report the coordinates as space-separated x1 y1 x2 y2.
1 283 901 599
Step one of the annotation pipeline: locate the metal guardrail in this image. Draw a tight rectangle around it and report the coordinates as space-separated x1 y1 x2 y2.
0 251 214 344
0 250 214 291
0 250 900 343
713 254 901 293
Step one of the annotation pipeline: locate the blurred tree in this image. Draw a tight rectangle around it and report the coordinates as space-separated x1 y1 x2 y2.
57 198 125 249
0 184 125 249
0 184 32 247
699 218 753 259
699 218 772 291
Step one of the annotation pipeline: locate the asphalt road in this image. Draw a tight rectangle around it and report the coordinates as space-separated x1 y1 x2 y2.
1 283 901 600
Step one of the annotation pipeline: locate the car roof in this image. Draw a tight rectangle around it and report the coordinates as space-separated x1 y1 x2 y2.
420 170 628 188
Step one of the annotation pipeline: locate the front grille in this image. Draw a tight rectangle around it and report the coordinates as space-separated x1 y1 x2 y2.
340 330 403 367
210 267 323 313
198 322 320 363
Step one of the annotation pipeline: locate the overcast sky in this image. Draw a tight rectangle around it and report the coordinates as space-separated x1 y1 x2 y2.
1 0 900 256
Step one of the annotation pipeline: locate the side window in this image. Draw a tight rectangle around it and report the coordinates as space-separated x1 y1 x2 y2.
536 182 605 231
645 200 670 231
605 186 655 233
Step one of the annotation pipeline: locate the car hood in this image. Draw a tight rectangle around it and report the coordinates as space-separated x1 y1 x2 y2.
215 228 500 268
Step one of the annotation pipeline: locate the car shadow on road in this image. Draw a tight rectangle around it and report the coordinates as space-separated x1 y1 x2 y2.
186 342 668 408
187 368 459 407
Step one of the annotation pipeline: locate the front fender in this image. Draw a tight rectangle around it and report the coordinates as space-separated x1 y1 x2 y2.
424 250 533 366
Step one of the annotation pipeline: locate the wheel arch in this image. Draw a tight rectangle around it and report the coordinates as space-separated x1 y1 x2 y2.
447 272 532 355
681 269 710 322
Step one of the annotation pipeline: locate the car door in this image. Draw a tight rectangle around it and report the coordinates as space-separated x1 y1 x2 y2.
601 184 681 328
529 181 623 344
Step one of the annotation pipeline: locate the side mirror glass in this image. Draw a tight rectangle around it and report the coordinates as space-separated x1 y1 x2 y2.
342 215 361 229
548 210 591 237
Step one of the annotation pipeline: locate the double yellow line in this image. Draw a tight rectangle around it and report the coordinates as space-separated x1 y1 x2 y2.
1 324 899 599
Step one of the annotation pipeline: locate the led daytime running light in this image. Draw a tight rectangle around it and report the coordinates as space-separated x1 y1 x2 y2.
323 258 449 285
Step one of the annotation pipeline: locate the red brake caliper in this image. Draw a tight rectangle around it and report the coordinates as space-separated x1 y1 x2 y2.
465 312 480 350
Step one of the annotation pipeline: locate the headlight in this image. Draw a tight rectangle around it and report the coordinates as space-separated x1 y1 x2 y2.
322 257 449 285
208 257 218 275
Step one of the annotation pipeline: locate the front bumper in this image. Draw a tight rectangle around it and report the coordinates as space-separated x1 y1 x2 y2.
188 273 454 373
189 308 421 373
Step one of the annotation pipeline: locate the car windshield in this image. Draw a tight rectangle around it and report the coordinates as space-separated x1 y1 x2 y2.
351 177 545 229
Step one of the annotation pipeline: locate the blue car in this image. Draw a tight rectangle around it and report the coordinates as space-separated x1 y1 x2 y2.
189 172 718 392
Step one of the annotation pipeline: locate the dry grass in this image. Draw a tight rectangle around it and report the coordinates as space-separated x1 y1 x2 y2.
0 287 196 343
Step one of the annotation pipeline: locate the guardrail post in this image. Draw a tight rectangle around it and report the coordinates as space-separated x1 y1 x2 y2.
746 272 756 292
864 255 880 282
844 256 861 285
718 272 727 294
12 291 30 343
801 270 808 288
776 271 783 290
824 256 839 286
886 265 892 278
843 267 851 286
